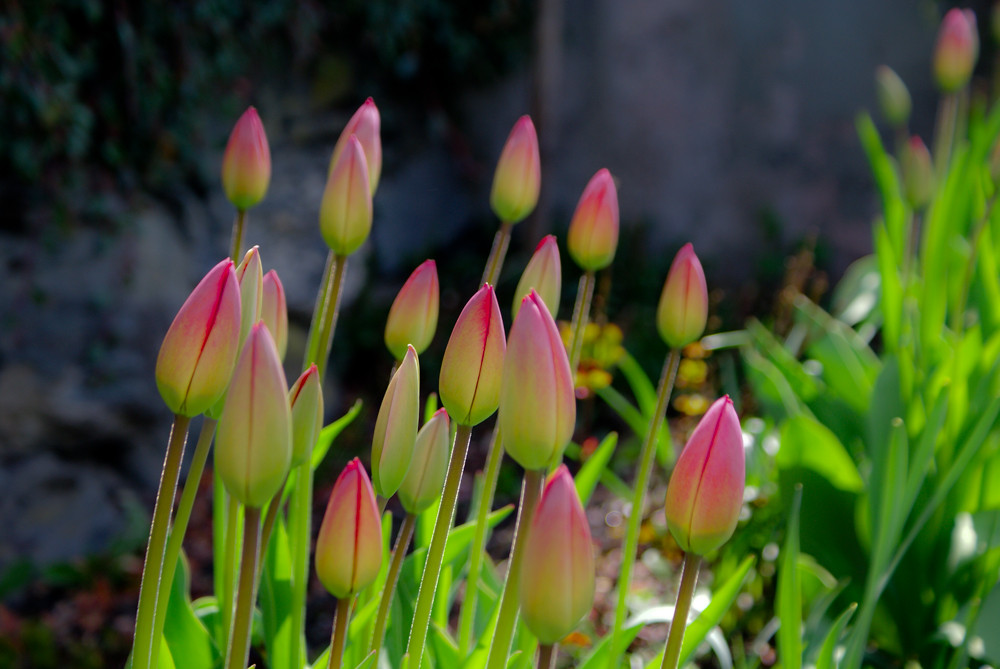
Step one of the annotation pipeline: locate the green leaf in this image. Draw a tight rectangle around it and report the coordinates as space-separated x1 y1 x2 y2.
856 112 907 258
352 652 377 669
815 603 857 669
313 400 363 470
259 515 293 669
429 621 461 667
403 506 514 582
746 319 823 403
679 555 756 665
777 487 803 669
575 432 618 505
873 224 902 352
577 622 645 669
162 551 217 669
778 415 863 493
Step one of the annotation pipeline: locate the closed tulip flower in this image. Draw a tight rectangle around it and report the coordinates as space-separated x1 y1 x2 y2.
656 243 708 349
289 364 323 468
934 8 979 93
371 345 420 498
398 408 451 515
261 270 288 362
315 458 383 598
519 466 595 645
567 169 619 272
500 290 576 471
235 247 263 346
490 115 541 224
320 135 373 256
664 395 745 555
215 323 292 508
875 65 911 127
222 106 271 211
513 235 561 319
439 284 506 427
329 97 382 195
155 259 241 417
384 259 439 360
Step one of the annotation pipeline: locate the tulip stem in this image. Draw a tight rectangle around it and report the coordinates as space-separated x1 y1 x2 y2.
306 253 349 380
230 209 248 261
568 270 596 372
151 417 217 665
407 423 474 668
482 221 513 287
287 462 313 669
458 424 504 653
328 597 353 669
219 495 242 650
255 473 289 584
538 643 557 669
932 91 960 182
485 468 545 669
225 506 262 669
609 349 681 667
132 413 191 669
371 512 417 662
660 553 701 669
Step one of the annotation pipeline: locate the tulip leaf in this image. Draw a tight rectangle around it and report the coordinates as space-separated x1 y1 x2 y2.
678 554 756 666
815 603 857 669
577 622 644 668
163 550 217 669
259 515 293 669
312 399 364 470
403 506 514 584
429 621 461 667
575 432 618 505
352 652 377 669
778 415 863 493
777 487 803 669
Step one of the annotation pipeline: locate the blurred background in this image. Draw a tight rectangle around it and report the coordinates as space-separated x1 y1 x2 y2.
0 0 979 665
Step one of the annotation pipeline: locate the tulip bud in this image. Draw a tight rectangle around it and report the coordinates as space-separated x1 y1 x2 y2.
439 284 506 426
320 135 373 256
398 408 451 515
329 98 382 195
934 8 979 93
315 458 383 598
874 65 912 127
235 247 264 348
156 259 242 417
513 235 561 319
215 323 292 508
664 395 744 555
384 259 440 360
519 465 595 644
500 290 576 470
902 136 934 209
656 243 708 349
371 345 420 498
490 115 541 224
567 169 620 271
222 106 271 211
261 270 288 362
289 364 324 468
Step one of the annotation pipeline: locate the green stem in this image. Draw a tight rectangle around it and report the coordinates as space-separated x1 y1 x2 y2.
132 413 191 669
660 553 701 669
932 92 959 182
220 495 242 651
485 468 545 669
406 423 474 668
538 643 557 669
568 271 596 372
309 254 349 380
328 597 353 669
151 417 217 664
287 463 313 669
225 506 262 669
371 513 417 662
482 221 513 287
457 425 504 653
950 196 997 333
230 209 248 261
304 251 336 372
609 349 681 666
254 472 289 584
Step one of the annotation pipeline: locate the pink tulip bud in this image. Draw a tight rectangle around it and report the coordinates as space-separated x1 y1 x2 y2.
398 408 451 515
222 107 271 211
320 135 373 256
567 169 620 272
261 270 288 362
371 345 420 498
513 235 562 319
500 290 576 470
656 243 708 349
933 8 979 93
519 465 595 644
315 458 383 598
384 259 440 360
215 323 292 508
874 65 911 127
439 284 506 426
155 259 242 417
234 247 264 347
490 115 541 224
329 98 382 195
664 395 745 555
289 364 324 468
902 136 934 209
